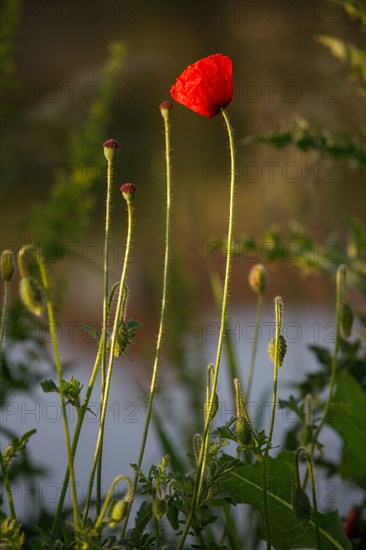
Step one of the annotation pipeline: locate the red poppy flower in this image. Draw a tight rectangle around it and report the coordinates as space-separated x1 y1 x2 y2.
170 54 234 117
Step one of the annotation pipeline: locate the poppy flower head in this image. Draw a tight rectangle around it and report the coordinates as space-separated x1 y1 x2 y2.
170 53 234 117
120 183 136 202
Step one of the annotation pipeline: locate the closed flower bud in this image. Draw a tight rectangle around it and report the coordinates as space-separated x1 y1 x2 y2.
103 138 120 163
341 302 354 338
268 334 287 366
159 100 173 121
109 500 127 528
292 487 311 527
204 392 219 422
1 250 15 282
249 264 268 294
19 277 43 316
120 182 136 202
153 498 167 520
236 417 253 447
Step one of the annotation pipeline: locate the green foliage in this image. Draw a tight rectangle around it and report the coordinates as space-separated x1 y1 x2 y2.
242 119 366 164
221 451 352 550
0 429 37 469
40 376 84 409
0 516 25 550
330 370 366 477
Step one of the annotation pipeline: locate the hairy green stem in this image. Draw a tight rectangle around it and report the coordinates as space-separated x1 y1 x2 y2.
121 105 173 539
83 199 134 525
261 453 272 550
304 265 345 487
177 107 236 550
34 248 80 532
97 160 114 514
94 474 133 532
246 292 263 401
306 453 322 550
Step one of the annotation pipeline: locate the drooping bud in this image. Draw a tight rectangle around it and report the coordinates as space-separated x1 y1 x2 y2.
103 139 120 163
341 302 354 338
159 100 173 122
248 264 268 294
120 182 136 202
153 498 167 520
1 250 15 282
268 334 287 366
292 487 311 527
19 277 43 316
109 500 127 528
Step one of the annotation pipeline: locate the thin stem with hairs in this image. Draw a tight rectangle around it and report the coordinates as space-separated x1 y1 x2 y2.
177 107 236 550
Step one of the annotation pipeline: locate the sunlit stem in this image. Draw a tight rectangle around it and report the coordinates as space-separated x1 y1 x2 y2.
97 159 114 514
121 105 173 539
177 107 236 550
246 292 263 401
83 199 134 525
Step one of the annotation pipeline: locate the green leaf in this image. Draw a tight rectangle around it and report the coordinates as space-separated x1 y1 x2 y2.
221 451 352 550
329 370 366 477
80 323 100 343
1 429 37 468
40 379 58 393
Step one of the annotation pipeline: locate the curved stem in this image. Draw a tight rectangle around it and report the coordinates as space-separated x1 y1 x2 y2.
177 107 236 550
246 292 263 401
121 106 173 539
97 160 114 514
94 474 133 531
35 249 80 532
83 200 134 525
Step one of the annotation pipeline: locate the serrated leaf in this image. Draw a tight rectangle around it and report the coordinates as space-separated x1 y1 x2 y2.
220 451 352 550
40 379 58 393
80 323 100 342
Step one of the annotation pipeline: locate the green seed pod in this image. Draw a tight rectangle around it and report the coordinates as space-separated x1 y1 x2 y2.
103 139 120 163
1 250 15 282
341 302 354 338
153 498 167 520
292 487 311 527
19 277 43 316
109 500 127 528
204 392 219 422
268 334 287 366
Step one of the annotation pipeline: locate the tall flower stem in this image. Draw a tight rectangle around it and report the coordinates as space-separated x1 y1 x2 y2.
83 198 134 525
31 247 80 532
121 103 173 539
304 265 345 487
267 297 283 448
177 107 236 550
246 292 263 401
97 159 114 514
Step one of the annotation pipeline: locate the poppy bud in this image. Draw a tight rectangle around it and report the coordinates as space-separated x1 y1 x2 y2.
103 139 120 163
153 498 167 520
19 277 43 316
341 302 354 338
268 334 287 366
204 392 219 422
1 250 15 282
248 264 268 294
159 101 173 121
109 500 127 528
120 183 136 202
236 418 253 447
292 487 311 527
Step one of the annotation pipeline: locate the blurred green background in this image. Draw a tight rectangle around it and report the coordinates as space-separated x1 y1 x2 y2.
1 0 365 350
